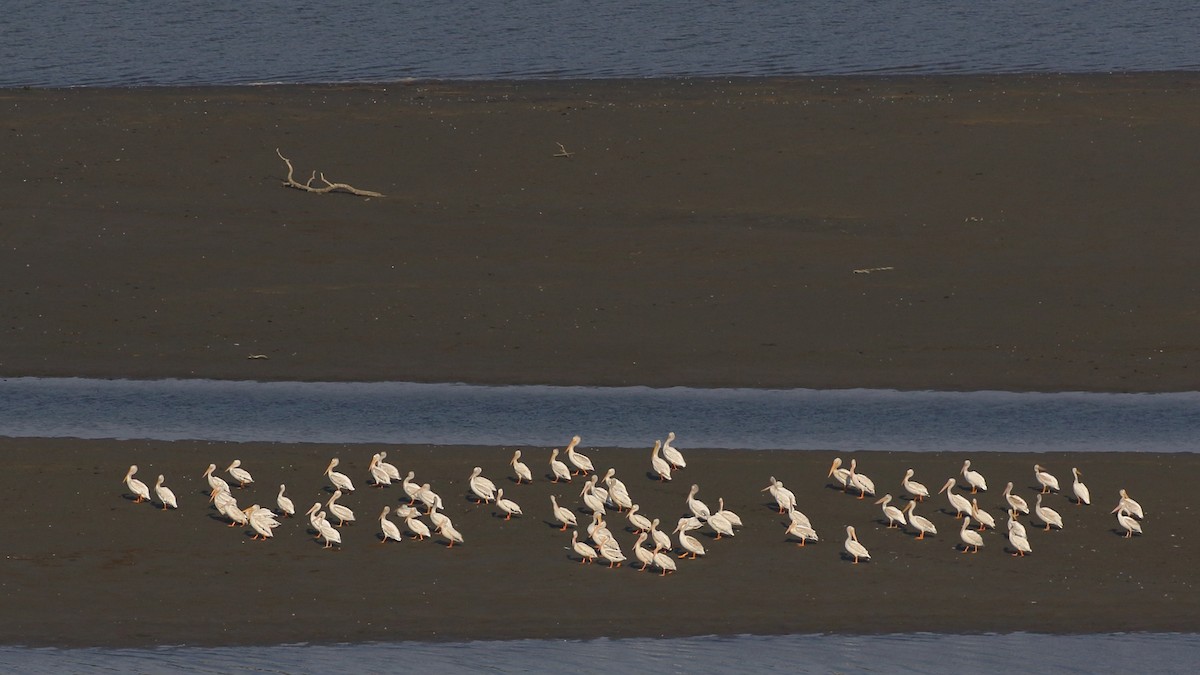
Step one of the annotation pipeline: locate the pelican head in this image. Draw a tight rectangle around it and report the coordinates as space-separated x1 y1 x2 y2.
227 459 241 472
939 478 957 494
124 465 138 480
828 458 843 477
202 463 216 477
325 458 340 475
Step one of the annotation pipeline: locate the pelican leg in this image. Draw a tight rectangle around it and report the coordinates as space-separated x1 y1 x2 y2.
917 532 925 540
677 552 688 558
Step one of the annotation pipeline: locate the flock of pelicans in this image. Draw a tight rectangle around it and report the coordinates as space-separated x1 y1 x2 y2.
119 433 1146 573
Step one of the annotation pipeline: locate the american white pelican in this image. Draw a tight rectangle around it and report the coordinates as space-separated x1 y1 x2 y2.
276 484 295 517
305 502 323 536
495 488 522 520
550 495 578 530
686 484 711 521
367 453 392 487
377 451 402 482
570 530 597 563
875 494 905 528
708 511 735 539
549 448 572 483
970 498 996 531
1114 488 1144 519
416 483 444 512
960 460 987 493
202 463 230 493
715 498 743 528
226 459 254 488
627 504 653 533
959 516 984 553
903 500 937 539
674 521 706 559
153 474 177 510
123 465 150 503
427 504 450 532
649 517 672 551
598 537 626 568
843 525 870 563
603 468 633 511
661 431 686 469
586 511 607 539
580 477 607 515
468 466 497 503
1034 464 1060 494
1114 508 1143 538
379 506 403 543
400 471 421 503
405 512 431 540
785 504 813 531
438 520 464 547
325 458 355 492
785 518 819 546
510 449 533 484
1008 528 1032 557
220 494 248 527
315 511 341 548
633 532 655 571
650 440 672 481
1007 509 1027 540
762 476 796 513
828 458 851 491
652 545 678 575
938 478 972 518
1034 493 1063 531
1003 481 1030 515
1071 467 1091 506
326 489 356 526
565 435 593 476
210 485 235 511
848 459 876 500
245 504 280 540
901 469 929 502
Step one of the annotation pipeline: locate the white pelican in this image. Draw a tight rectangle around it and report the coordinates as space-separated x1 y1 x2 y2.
123 465 150 503
633 532 655 571
315 511 341 548
276 484 295 517
202 464 230 493
468 466 497 503
550 495 577 531
377 451 402 482
970 498 996 531
960 460 987 493
1034 464 1060 494
416 483 444 512
401 471 422 503
1071 467 1091 506
1003 481 1030 515
674 521 706 559
959 516 984 553
1007 509 1028 540
1114 507 1143 538
603 468 633 511
875 494 905 528
367 453 392 487
549 448 572 483
762 476 796 513
649 517 672 551
305 502 324 536
589 515 615 548
510 449 533 484
325 458 355 492
626 504 653 533
405 512 431 540
495 488 522 520
903 500 937 540
938 478 972 518
153 474 177 510
427 504 450 532
715 498 743 528
598 537 626 568
785 518 819 546
828 458 851 491
685 484 711 521
326 489 356 526
210 485 235 511
901 469 929 502
438 520 464 548
650 440 672 481
652 545 678 575
661 431 686 469
707 511 735 539
379 506 403 543
848 459 876 499
1008 528 1032 557
843 525 870 563
1034 493 1063 531
565 435 593 476
580 477 607 515
245 504 280 540
226 459 254 488
220 495 248 527
1114 489 1144 519
570 530 597 563
785 504 813 531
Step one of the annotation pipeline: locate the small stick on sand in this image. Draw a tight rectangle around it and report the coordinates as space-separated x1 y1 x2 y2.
276 149 384 197
554 142 575 158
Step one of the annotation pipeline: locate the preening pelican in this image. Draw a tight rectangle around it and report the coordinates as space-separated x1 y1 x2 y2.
570 530 597 563
901 469 929 502
843 525 870 563
652 545 678 575
510 450 533 484
707 511 735 539
549 448 572 483
1034 464 1060 494
580 476 607 515
674 520 706 559
686 484 711 521
427 504 449 531
438 520 464 547
245 504 280 540
325 458 355 492
416 483 444 512
715 497 742 528
315 511 341 548
786 504 813 531
627 504 653 533
633 532 655 571
202 464 230 493
1114 507 1143 538
970 498 996 531
959 516 984 553
598 537 626 568
589 513 614 547
903 500 937 539
828 458 851 491
1114 489 1144 519
848 459 876 499
661 431 686 469
1071 467 1091 505
123 465 150 503
154 474 177 510
649 517 672 551
367 453 392 487
379 506 403 543
875 494 905 528
650 440 672 482
306 502 324 536
1007 509 1027 540
938 478 972 518
220 494 249 527
785 517 819 546
762 476 796 513
1008 528 1032 557
565 435 593 475
1003 481 1030 515
377 451 402 482
550 495 578 530
405 512 431 540
325 489 356 526
226 459 254 488
401 471 422 503
603 468 632 511
960 460 987 493
276 484 295 517
495 488 522 520
1034 493 1063 531
468 466 497 503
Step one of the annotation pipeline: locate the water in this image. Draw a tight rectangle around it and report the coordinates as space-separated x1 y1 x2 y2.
1 377 1198 452
3 1 1199 87
3 633 1198 674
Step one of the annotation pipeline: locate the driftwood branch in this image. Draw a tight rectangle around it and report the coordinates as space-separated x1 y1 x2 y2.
554 142 574 158
276 149 384 197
